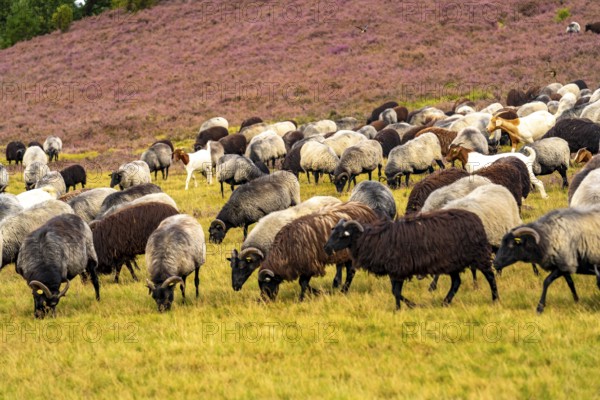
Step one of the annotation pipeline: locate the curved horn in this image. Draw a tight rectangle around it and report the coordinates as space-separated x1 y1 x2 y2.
338 171 349 180
378 176 387 182
342 220 364 233
258 269 274 281
239 247 265 260
211 219 226 231
512 227 540 244
29 281 52 298
161 276 184 289
57 280 70 298
146 279 156 290
392 172 403 181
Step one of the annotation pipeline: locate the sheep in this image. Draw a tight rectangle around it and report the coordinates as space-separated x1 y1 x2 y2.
367 101 398 124
415 127 457 156
96 183 161 220
239 116 263 131
209 171 300 243
218 133 247 155
141 143 172 180
91 202 179 283
374 129 401 158
517 101 547 117
28 141 43 149
518 137 570 188
585 22 600 33
335 117 359 131
43 136 62 162
300 141 339 184
323 210 497 309
380 108 398 125
494 206 600 313
542 118 600 154
172 148 213 189
109 160 151 190
475 157 531 209
256 202 380 301
16 214 100 318
0 194 23 222
405 168 470 214
566 22 581 33
349 181 396 220
282 130 304 152
0 199 73 269
480 103 503 115
245 130 287 167
216 154 268 197
200 116 228 131
357 125 378 139
302 120 338 137
421 175 492 212
240 122 269 142
281 145 304 178
268 121 296 136
58 188 91 203
408 106 447 126
66 188 116 223
23 162 50 190
5 141 25 165
229 196 341 291
145 215 205 312
152 139 174 152
445 145 548 198
98 193 178 220
580 99 600 123
333 140 383 193
554 93 577 119
35 171 67 196
569 169 600 207
448 112 491 136
450 127 489 156
487 110 555 152
506 87 539 107
384 132 444 189
195 126 228 149
573 148 593 164
23 145 47 168
0 165 7 192
399 121 435 144
16 187 58 209
59 164 86 192
206 140 225 169
319 130 364 157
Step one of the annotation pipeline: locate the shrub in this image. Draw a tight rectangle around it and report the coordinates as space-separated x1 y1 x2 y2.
52 4 73 32
554 7 570 22
111 0 155 12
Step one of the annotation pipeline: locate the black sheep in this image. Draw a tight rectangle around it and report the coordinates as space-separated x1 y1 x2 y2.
282 130 304 152
585 22 600 34
5 141 26 165
281 144 304 178
374 129 401 158
542 118 600 154
219 133 247 155
239 116 263 132
405 168 469 214
506 87 539 107
152 139 174 152
367 101 398 124
60 164 87 192
28 141 43 149
476 158 530 209
323 210 498 309
195 126 228 149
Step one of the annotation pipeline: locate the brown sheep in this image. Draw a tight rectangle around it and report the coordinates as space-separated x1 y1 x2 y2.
415 127 458 156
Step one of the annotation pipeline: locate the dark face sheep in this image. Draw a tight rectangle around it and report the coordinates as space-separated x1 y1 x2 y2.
30 280 69 319
257 269 282 301
146 276 183 312
209 220 227 244
228 249 264 291
109 171 123 188
494 227 544 271
323 220 357 255
334 172 351 193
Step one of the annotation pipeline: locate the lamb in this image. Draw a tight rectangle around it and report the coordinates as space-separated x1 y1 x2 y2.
141 143 172 180
569 169 600 207
145 215 205 312
322 130 366 157
384 132 444 189
333 140 383 193
172 148 213 189
323 210 497 309
585 22 600 33
35 171 67 196
16 214 100 318
0 165 7 192
415 127 458 156
43 136 63 162
542 118 600 154
494 207 600 313
405 168 470 214
216 154 268 197
0 199 73 269
245 130 287 167
218 133 247 155
282 130 304 152
209 171 300 243
300 141 339 184
59 164 86 192
98 193 178 220
16 187 58 209
349 180 396 220
421 175 492 212
487 110 555 152
445 144 548 198
256 202 380 301
0 194 23 222
67 188 117 223
518 137 570 188
5 141 25 165
200 117 228 131
229 196 341 291
91 202 179 283
109 160 151 190
195 126 228 149
450 127 489 156
96 183 161 219
566 22 581 33
373 129 401 158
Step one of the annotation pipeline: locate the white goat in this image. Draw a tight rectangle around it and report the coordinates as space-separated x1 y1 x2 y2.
487 110 555 152
173 147 213 190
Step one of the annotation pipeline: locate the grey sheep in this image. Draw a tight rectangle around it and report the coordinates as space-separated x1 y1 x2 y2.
0 165 8 192
145 214 206 312
43 136 63 162
384 132 445 189
300 141 339 184
206 140 225 168
422 175 492 212
240 122 269 142
0 199 73 269
569 169 600 207
0 194 23 223
357 125 378 139
24 162 50 190
99 193 178 220
300 120 337 137
518 137 570 188
245 130 287 167
96 183 162 219
451 127 489 155
216 154 267 197
23 146 47 168
333 140 383 193
35 171 67 197
335 117 359 131
323 130 366 157
16 214 99 318
349 180 397 220
379 108 397 125
68 188 118 223
141 143 172 180
109 160 151 190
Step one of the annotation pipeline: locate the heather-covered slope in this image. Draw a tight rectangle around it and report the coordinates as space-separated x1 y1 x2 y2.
0 0 599 150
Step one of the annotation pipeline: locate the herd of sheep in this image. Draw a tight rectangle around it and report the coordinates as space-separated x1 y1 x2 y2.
2 79 600 318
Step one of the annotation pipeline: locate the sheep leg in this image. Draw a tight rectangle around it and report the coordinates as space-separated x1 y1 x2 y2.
87 260 101 301
220 182 225 198
531 263 540 276
529 173 548 199
428 275 440 292
435 159 445 170
536 269 563 314
185 171 192 190
368 171 372 181
390 277 415 310
180 276 187 304
131 258 140 270
341 261 355 293
480 269 499 302
306 171 311 183
194 266 200 298
442 272 461 306
243 224 249 239
562 273 579 302
470 267 478 289
114 265 122 284
333 264 343 288
404 173 410 188
313 171 320 185
80 270 88 284
378 164 382 179
558 165 568 189
125 260 139 281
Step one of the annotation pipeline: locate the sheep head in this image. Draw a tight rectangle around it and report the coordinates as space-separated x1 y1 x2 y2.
258 269 282 301
324 219 364 255
445 144 468 165
108 171 123 188
229 248 265 291
146 276 184 312
494 226 543 272
209 219 227 244
29 280 70 319
334 171 350 193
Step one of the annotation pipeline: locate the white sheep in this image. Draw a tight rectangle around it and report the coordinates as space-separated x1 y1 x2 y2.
422 175 492 212
200 117 228 131
300 141 339 184
569 169 600 207
16 186 58 209
323 130 366 157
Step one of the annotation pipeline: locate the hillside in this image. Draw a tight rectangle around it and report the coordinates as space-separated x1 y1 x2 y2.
0 0 599 151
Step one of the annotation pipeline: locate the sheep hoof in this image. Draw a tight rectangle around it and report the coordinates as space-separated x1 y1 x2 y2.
536 304 545 314
428 283 437 292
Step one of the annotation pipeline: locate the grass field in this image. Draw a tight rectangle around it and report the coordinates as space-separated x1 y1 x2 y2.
0 150 598 399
